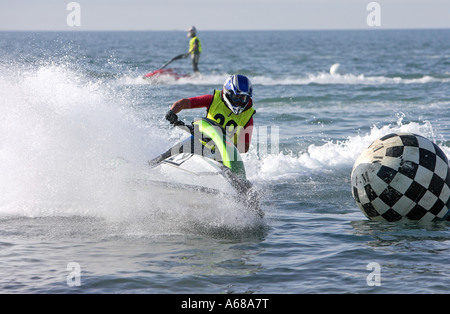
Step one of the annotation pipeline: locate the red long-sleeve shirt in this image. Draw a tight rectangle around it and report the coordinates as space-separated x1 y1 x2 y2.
188 94 254 153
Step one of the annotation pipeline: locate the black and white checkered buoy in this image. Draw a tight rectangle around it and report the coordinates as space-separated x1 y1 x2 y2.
351 133 450 222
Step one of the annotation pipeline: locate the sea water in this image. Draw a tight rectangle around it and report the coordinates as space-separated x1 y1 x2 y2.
0 30 449 293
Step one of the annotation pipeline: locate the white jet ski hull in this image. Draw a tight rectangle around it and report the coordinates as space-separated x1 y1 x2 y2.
149 153 237 195
144 153 262 217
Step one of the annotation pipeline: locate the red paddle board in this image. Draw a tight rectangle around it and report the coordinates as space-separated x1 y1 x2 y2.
143 68 189 80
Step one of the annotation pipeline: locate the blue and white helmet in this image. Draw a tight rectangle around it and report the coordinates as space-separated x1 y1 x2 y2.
222 74 253 115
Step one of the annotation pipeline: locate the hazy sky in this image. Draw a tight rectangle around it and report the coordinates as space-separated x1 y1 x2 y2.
0 0 449 31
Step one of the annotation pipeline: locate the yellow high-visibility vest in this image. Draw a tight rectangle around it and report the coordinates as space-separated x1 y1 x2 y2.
189 36 202 54
206 90 255 145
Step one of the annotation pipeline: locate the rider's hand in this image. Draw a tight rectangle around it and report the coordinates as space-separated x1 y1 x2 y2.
165 110 178 125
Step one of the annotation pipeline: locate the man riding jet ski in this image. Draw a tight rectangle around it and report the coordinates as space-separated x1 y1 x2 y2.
166 74 255 153
148 75 262 217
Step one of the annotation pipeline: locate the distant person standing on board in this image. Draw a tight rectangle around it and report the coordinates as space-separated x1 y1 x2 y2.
186 26 202 73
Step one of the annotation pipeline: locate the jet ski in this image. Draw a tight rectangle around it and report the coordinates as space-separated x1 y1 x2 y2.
143 53 190 81
146 117 263 218
143 68 189 80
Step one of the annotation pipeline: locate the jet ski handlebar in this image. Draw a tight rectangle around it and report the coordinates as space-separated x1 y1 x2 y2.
166 109 195 134
174 119 195 134
167 110 227 139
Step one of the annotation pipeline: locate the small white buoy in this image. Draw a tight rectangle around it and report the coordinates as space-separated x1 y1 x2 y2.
329 63 342 75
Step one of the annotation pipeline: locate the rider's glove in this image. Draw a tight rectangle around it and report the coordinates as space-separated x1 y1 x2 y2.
165 110 178 125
